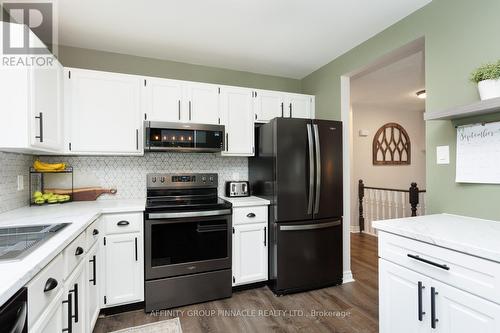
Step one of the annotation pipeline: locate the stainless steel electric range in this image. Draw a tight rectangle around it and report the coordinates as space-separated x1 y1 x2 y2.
144 173 232 312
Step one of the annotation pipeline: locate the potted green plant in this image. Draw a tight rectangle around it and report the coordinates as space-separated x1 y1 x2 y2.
470 60 500 100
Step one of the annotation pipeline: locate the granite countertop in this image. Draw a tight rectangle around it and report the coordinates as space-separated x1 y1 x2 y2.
0 199 145 306
221 196 271 207
373 213 500 263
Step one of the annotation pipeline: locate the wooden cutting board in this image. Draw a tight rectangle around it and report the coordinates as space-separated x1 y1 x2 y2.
44 187 117 201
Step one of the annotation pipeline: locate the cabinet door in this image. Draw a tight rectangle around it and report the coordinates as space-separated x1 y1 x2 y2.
254 90 285 122
30 291 64 333
66 68 142 154
432 280 500 333
63 262 86 333
220 86 254 156
144 78 183 122
103 233 143 306
186 83 219 124
87 244 100 332
30 58 63 150
379 259 431 333
285 93 313 119
233 223 268 286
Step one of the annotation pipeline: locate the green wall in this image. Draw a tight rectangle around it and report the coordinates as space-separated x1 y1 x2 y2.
58 46 301 93
301 0 500 220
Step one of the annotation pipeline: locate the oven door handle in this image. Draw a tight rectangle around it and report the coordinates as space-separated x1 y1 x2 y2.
147 209 232 219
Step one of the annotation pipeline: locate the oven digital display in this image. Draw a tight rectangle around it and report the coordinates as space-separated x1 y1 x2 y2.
172 176 196 182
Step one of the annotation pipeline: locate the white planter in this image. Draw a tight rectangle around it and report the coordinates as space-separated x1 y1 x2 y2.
477 79 500 100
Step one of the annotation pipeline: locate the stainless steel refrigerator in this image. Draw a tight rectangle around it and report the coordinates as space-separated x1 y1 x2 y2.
249 118 343 295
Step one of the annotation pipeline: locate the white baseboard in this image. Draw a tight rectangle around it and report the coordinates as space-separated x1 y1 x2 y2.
343 270 355 283
350 225 360 233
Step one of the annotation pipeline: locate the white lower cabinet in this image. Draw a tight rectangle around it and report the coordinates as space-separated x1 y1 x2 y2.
101 213 144 307
30 290 64 333
379 231 500 333
87 243 100 331
63 261 87 333
232 205 268 286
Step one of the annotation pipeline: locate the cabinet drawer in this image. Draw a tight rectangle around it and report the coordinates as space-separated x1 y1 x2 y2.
379 231 500 304
27 253 64 328
86 217 101 249
63 231 86 278
103 212 143 234
233 206 268 225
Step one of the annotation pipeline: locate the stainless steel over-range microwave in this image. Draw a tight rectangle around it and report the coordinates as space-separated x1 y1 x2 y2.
144 121 225 153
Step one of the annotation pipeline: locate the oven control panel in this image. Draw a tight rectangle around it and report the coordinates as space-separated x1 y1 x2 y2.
147 173 218 188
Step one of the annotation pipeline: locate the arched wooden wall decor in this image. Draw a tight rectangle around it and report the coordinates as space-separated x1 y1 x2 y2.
372 123 411 165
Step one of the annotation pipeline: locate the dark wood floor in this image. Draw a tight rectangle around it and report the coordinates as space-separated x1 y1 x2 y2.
94 233 379 333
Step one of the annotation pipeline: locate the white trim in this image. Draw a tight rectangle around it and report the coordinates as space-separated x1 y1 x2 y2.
340 75 352 283
343 270 355 283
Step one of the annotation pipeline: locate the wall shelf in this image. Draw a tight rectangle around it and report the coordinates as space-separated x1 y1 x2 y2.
424 97 500 120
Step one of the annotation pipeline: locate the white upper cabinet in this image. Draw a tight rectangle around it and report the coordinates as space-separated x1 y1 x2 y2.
143 78 183 122
186 82 220 124
0 22 63 153
253 90 315 122
65 68 143 155
219 86 254 156
143 79 219 124
284 93 314 119
254 89 285 122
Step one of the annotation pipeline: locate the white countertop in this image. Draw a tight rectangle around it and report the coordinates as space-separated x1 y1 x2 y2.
0 199 145 305
221 196 270 207
373 213 500 263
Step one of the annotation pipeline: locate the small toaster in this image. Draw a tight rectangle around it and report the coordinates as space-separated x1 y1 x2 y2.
225 181 250 197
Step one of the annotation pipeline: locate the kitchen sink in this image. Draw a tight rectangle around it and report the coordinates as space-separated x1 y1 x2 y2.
0 223 70 261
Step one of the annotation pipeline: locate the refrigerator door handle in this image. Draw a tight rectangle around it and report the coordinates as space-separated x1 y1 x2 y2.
313 124 321 214
280 220 341 231
306 124 314 215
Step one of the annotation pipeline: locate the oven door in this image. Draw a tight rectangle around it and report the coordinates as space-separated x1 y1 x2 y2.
145 210 232 280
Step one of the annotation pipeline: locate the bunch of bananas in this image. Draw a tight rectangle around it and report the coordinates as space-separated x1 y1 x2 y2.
33 160 67 172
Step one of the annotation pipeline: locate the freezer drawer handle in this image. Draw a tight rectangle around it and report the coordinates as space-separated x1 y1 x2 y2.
280 220 340 231
407 254 450 271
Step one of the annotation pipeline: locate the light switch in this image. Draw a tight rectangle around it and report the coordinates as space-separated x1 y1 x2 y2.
436 146 450 165
17 175 24 191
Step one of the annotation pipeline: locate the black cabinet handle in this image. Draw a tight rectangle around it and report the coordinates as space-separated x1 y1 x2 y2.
89 255 96 285
289 103 292 118
44 277 58 292
178 100 181 120
35 112 43 142
69 283 79 323
407 254 450 271
281 102 284 117
226 133 229 151
135 237 138 261
431 287 438 329
62 293 72 333
74 247 84 256
92 229 99 236
246 213 256 218
418 281 425 321
189 101 192 120
263 227 267 246
117 220 130 226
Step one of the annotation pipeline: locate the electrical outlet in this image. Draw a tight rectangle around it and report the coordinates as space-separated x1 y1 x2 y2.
17 175 24 191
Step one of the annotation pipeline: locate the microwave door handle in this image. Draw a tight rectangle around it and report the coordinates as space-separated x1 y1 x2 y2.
313 124 321 215
306 124 314 215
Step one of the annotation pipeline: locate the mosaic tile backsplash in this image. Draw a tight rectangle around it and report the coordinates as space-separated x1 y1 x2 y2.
0 152 33 214
40 153 248 200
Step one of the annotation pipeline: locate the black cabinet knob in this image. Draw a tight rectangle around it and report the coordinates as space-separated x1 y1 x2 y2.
92 229 99 235
75 247 84 256
117 220 130 226
44 277 58 292
246 213 256 218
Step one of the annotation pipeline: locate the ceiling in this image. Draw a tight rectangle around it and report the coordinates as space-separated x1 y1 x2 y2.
351 51 425 112
57 0 431 79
